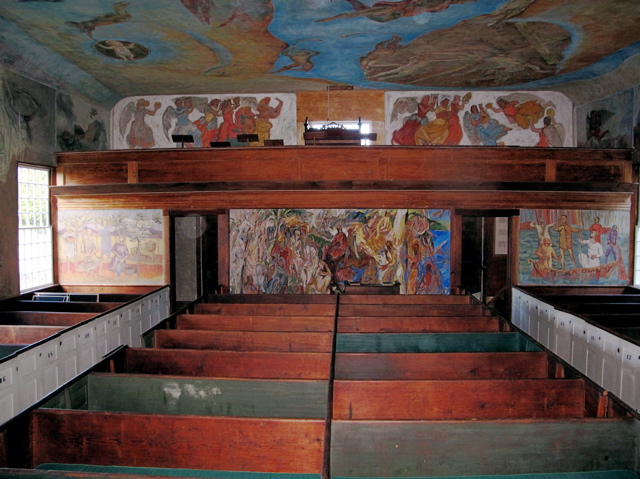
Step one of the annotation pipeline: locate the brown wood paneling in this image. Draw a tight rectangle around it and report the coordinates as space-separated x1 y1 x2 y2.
333 378 586 419
56 146 634 186
339 294 471 304
0 325 65 344
154 329 334 352
32 409 325 473
54 188 635 212
0 312 94 326
124 348 332 379
334 351 549 380
194 302 335 316
176 314 334 331
338 303 487 317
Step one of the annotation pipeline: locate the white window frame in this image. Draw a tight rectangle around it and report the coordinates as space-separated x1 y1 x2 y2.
309 120 373 146
18 164 54 292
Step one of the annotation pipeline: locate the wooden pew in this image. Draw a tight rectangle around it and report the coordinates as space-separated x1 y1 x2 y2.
337 315 502 333
154 330 334 352
175 314 334 332
0 325 66 344
32 409 325 474
333 378 586 420
334 351 549 380
330 418 638 477
336 332 536 353
0 311 94 327
193 303 335 316
0 301 121 313
123 348 332 379
339 294 472 305
61 373 329 419
338 303 489 317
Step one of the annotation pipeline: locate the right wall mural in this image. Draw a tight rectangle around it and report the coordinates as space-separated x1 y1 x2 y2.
518 209 630 286
385 90 573 147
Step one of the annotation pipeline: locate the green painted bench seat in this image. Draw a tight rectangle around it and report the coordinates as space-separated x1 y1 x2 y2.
335 332 539 353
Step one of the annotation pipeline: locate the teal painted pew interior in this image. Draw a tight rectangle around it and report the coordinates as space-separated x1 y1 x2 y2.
43 373 329 419
0 344 25 358
335 332 539 353
29 464 638 479
330 419 638 477
34 464 323 479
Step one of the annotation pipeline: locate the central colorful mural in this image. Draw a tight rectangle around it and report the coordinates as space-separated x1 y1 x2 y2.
229 208 450 294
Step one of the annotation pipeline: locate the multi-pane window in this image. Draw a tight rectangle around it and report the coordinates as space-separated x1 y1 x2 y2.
18 165 53 291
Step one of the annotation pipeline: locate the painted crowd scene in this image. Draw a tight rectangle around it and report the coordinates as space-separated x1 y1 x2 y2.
112 94 296 149
230 208 450 294
386 91 572 147
518 209 630 286
57 209 165 285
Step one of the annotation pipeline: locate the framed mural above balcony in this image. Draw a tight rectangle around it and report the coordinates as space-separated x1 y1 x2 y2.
229 208 450 295
518 209 630 286
385 90 573 147
111 93 296 149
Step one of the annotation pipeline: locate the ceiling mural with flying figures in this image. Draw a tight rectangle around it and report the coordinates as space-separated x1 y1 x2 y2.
0 1 639 108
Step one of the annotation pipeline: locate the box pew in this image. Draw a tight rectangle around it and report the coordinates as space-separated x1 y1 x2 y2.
43 373 328 419
154 330 333 352
333 378 586 420
540 294 640 304
554 303 640 314
175 314 334 332
0 345 26 359
0 301 121 313
31 409 325 474
334 351 550 380
0 311 95 326
339 294 472 305
338 303 489 317
330 418 638 477
337 315 503 333
193 303 335 317
336 332 537 353
30 371 327 474
122 348 332 379
0 325 66 344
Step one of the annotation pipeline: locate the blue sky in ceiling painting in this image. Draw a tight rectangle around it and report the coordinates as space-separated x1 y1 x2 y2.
269 0 510 89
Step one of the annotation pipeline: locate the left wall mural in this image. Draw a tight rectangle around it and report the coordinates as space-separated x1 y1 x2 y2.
111 93 296 149
230 208 450 295
57 209 166 286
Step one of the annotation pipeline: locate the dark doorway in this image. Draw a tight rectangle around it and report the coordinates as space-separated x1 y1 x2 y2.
171 214 219 304
460 211 516 316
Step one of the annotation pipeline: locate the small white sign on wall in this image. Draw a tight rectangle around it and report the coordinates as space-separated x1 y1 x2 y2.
494 217 509 255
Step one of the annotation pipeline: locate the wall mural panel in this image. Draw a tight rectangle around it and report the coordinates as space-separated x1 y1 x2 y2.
56 92 109 152
230 208 450 295
518 209 630 286
57 209 165 286
111 93 296 149
575 88 634 148
0 67 55 172
385 90 573 147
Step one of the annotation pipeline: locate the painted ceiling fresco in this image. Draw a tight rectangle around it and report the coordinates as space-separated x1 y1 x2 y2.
0 0 639 107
